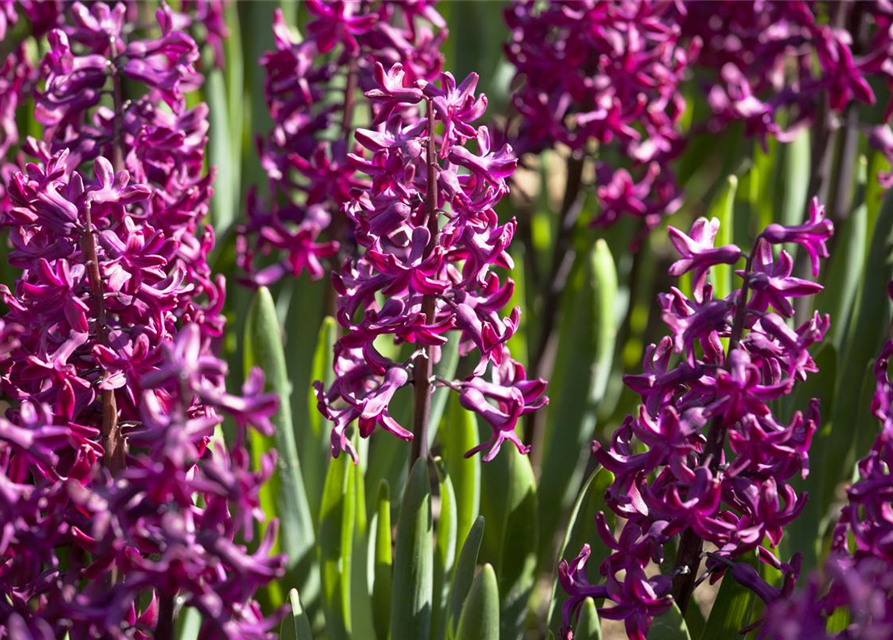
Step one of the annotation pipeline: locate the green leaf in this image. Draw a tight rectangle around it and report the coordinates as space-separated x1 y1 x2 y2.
498 447 539 640
427 335 461 448
707 176 739 301
390 458 434 640
455 564 500 640
441 396 481 558
779 129 811 227
206 66 236 236
538 241 617 566
699 561 757 639
822 187 893 510
827 606 850 634
433 459 459 640
780 344 836 572
648 603 692 640
751 137 779 233
174 607 201 640
371 481 392 640
866 149 891 239
574 597 602 640
305 317 337 521
816 158 867 348
223 0 244 164
477 438 510 568
547 468 614 633
507 243 529 365
318 452 356 640
280 589 313 640
448 517 486 639
238 1 275 191
349 450 374 636
245 287 315 607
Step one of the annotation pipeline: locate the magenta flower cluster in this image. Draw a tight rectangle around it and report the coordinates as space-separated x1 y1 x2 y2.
237 0 447 287
504 0 694 231
559 201 834 640
755 283 893 639
314 62 547 463
503 1 893 232
2 1 223 441
1 325 285 639
0 3 282 637
683 1 893 146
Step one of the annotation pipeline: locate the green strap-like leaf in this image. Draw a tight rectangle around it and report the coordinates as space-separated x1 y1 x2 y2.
280 589 313 640
817 158 867 348
499 447 539 640
538 241 617 566
389 458 434 640
699 558 757 640
708 176 739 301
779 129 811 228
780 344 836 572
822 187 893 509
648 603 692 640
547 468 614 633
305 317 337 522
319 453 355 640
371 481 392 640
448 516 486 639
206 64 236 237
433 458 459 640
574 597 602 640
245 287 315 607
441 396 481 559
455 565 500 640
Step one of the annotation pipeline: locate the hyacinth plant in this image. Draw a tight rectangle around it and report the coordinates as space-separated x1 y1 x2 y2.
559 203 834 639
4 2 893 640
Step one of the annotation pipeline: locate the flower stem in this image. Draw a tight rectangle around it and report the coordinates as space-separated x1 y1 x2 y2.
411 102 439 464
670 240 759 612
156 593 175 640
87 46 126 476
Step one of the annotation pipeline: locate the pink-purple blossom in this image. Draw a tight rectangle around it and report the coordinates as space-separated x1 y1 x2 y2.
237 2 447 287
560 211 833 639
315 62 546 463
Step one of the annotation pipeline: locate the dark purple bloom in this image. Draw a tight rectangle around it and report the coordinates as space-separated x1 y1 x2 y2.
316 63 546 462
561 213 831 638
762 198 834 277
668 217 743 301
237 3 447 287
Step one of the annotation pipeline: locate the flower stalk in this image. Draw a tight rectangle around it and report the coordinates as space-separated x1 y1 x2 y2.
411 102 440 464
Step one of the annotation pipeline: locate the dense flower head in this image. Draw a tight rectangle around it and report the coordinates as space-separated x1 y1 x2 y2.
0 2 284 636
504 0 695 231
237 1 448 287
315 61 546 463
753 317 893 638
560 210 833 640
0 324 286 639
503 1 893 234
682 1 893 144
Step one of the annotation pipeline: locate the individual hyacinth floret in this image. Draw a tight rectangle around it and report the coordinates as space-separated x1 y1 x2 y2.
560 199 833 640
237 1 448 287
315 62 547 463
